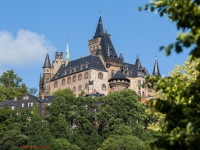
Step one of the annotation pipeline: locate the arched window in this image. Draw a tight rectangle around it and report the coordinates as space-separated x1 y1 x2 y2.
98 72 103 79
62 78 65 86
78 74 82 81
73 75 76 82
78 85 82 91
85 83 88 90
102 84 106 91
67 77 71 84
84 72 88 79
54 81 58 88
73 87 76 92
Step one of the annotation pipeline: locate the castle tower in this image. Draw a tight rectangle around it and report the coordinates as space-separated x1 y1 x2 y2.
41 53 51 96
88 15 104 55
108 70 130 92
152 56 161 77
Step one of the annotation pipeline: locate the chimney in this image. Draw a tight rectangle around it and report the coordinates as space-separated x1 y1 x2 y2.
41 93 45 100
60 52 63 59
14 96 18 101
110 88 114 92
55 52 59 59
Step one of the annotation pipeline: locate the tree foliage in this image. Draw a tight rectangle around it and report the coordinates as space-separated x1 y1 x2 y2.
0 70 28 102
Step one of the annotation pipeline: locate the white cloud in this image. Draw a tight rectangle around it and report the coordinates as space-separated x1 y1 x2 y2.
0 29 57 74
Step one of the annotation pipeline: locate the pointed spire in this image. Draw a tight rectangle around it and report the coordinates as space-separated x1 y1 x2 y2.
66 37 70 61
152 56 161 76
107 43 110 57
43 52 51 68
119 50 124 60
135 56 141 70
93 15 104 38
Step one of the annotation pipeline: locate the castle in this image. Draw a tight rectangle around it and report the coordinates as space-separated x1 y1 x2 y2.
39 15 161 97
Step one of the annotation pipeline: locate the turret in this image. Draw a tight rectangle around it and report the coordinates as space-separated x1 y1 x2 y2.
152 56 161 77
108 70 130 92
41 50 52 96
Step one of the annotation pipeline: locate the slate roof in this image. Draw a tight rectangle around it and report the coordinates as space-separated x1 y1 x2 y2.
93 16 119 62
0 99 15 107
43 54 51 68
38 96 56 103
51 55 107 81
85 92 105 97
94 16 104 38
152 58 161 76
123 59 150 78
108 70 130 82
100 33 119 62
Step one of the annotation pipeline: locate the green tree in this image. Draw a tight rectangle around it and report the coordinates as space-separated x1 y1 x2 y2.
28 87 37 96
0 70 28 102
25 115 52 148
98 135 148 150
51 138 80 150
139 1 200 149
0 130 28 150
96 90 147 139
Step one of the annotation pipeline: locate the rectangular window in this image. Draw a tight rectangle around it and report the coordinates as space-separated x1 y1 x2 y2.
138 91 141 96
11 106 15 110
31 102 33 107
26 96 29 99
22 103 24 107
45 92 49 96
28 103 30 107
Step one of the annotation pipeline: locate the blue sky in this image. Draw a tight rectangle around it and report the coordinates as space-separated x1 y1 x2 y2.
0 0 189 94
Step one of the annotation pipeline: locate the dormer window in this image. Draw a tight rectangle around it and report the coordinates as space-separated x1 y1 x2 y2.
70 68 72 73
85 63 88 69
80 65 83 70
74 67 76 72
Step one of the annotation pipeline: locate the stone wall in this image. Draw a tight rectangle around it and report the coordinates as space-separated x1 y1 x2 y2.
50 69 108 96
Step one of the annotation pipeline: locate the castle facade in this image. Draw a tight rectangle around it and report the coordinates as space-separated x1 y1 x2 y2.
39 15 161 97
